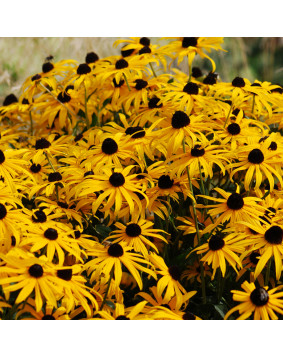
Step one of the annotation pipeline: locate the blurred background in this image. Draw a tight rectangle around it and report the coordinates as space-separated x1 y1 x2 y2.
1 37 283 102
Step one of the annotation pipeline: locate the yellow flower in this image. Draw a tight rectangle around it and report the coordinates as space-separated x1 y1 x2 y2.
225 281 283 320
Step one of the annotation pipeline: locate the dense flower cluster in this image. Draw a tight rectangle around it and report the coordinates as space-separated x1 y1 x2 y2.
1 37 283 320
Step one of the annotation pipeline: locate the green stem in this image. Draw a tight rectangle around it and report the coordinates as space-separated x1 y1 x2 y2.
100 267 114 310
224 105 233 128
149 62 157 78
183 139 206 304
44 152 56 172
39 83 78 119
123 73 131 91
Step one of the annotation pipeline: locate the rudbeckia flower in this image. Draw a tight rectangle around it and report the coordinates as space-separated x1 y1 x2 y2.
93 55 158 85
20 221 83 265
192 231 245 279
138 285 196 311
149 252 188 306
84 242 156 289
225 281 283 320
161 37 225 72
0 254 62 312
199 186 266 230
95 301 149 320
106 218 167 257
49 265 100 317
16 297 70 320
167 138 230 179
238 221 283 281
75 165 148 218
229 135 283 191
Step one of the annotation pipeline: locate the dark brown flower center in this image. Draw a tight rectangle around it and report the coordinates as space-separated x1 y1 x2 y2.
44 228 58 240
48 172 62 182
109 172 125 187
57 269 72 281
264 225 283 245
0 150 5 164
182 37 198 48
232 77 245 87
115 315 130 320
85 52 99 64
42 62 54 73
148 97 162 109
35 138 51 150
135 79 148 90
42 314 55 320
248 149 264 164
171 110 190 129
183 82 199 95
227 123 241 135
77 63 91 75
192 67 202 78
57 91 71 103
32 210 47 223
191 144 205 157
3 94 18 106
101 138 118 155
203 72 217 85
125 223 142 237
226 193 244 210
108 243 124 257
208 235 225 251
158 175 174 189
0 203 7 220
30 163 41 173
28 264 44 278
115 59 129 69
125 126 145 138
250 287 269 306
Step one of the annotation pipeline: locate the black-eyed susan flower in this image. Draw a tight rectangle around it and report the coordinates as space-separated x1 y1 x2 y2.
95 301 149 320
16 298 70 320
0 253 62 312
75 165 148 218
167 138 230 179
149 252 188 306
161 37 224 72
20 221 83 265
106 218 167 257
199 186 266 231
84 242 156 290
225 281 283 320
49 265 100 317
238 221 283 281
192 231 245 279
229 135 283 192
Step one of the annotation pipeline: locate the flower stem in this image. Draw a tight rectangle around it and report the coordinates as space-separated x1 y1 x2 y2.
224 105 233 128
149 62 157 78
100 266 114 310
183 139 206 304
123 73 131 92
